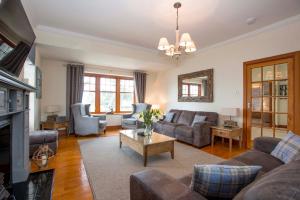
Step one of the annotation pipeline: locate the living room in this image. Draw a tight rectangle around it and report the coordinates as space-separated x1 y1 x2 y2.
0 0 300 200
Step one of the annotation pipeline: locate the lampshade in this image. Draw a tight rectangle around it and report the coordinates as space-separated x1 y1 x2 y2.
165 45 175 56
179 33 192 47
220 108 239 117
185 41 197 53
152 104 160 110
158 37 170 50
46 105 60 113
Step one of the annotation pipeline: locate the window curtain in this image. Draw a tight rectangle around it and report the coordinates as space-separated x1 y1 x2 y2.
0 41 30 76
134 71 146 103
66 64 84 134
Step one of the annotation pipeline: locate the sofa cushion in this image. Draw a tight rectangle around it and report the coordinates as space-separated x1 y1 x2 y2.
191 115 207 126
122 117 137 125
169 109 183 123
191 165 262 199
175 125 193 138
233 150 283 172
195 111 218 125
177 111 196 126
164 112 175 122
242 159 300 200
271 131 300 163
154 121 179 137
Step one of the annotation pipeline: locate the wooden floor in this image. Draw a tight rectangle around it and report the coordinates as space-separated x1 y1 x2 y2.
31 130 247 200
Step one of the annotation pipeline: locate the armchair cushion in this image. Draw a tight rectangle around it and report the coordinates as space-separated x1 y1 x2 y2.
271 131 300 163
123 117 137 125
191 165 262 199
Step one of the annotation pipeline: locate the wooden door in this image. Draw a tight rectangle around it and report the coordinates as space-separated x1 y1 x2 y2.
243 53 298 148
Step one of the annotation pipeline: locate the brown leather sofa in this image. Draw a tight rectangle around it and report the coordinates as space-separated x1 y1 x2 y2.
153 109 218 148
130 137 300 200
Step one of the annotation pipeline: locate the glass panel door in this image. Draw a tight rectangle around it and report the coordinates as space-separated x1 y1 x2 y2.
248 61 290 143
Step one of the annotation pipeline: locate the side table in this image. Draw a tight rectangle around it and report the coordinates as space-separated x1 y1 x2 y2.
211 126 242 152
41 121 69 136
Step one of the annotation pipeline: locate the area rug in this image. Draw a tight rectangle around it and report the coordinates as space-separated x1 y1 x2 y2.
79 136 224 200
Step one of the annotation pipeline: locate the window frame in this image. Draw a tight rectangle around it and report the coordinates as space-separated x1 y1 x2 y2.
84 73 135 114
181 83 201 97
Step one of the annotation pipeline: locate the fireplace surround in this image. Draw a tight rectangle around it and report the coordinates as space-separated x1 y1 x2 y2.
0 70 34 197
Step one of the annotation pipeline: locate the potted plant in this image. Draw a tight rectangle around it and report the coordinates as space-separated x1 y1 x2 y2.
139 109 162 136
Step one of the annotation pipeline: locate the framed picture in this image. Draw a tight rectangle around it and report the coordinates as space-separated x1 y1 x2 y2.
36 67 42 99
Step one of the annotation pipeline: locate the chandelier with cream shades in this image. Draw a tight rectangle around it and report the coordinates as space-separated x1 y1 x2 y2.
157 2 196 58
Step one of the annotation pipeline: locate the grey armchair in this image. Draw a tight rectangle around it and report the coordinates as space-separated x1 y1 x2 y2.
122 103 152 129
71 103 107 136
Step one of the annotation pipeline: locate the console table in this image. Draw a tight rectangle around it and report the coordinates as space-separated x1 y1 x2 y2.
41 121 69 135
211 126 242 152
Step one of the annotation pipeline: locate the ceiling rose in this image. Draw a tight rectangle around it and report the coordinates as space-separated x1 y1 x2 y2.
157 2 196 58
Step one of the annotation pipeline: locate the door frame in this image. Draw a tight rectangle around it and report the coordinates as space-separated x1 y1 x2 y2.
243 52 298 148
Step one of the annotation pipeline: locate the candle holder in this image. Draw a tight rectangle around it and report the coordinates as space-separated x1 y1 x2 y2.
32 142 54 169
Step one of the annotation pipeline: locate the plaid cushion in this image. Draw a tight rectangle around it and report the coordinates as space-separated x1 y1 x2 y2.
190 165 262 199
271 131 300 163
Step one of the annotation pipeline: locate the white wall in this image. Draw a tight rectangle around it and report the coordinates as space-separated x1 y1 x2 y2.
146 16 300 125
40 59 67 121
39 58 136 122
34 48 42 129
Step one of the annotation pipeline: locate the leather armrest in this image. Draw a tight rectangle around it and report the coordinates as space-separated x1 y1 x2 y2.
130 170 206 200
253 137 281 154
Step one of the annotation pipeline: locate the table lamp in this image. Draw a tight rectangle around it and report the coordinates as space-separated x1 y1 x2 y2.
152 104 160 110
220 108 238 128
46 105 60 121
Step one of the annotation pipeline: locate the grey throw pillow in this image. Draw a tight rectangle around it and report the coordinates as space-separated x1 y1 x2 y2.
192 115 207 126
164 112 175 122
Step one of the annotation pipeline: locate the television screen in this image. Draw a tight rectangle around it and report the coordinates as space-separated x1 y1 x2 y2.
0 0 36 77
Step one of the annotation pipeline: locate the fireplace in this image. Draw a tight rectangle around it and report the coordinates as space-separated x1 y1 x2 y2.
0 118 11 187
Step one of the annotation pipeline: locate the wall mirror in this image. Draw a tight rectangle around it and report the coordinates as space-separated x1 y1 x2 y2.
178 69 213 102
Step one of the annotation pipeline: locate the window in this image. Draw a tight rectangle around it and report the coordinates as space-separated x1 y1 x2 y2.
82 74 135 113
120 79 135 112
181 84 201 97
100 78 116 112
82 76 96 112
190 85 199 97
182 84 188 97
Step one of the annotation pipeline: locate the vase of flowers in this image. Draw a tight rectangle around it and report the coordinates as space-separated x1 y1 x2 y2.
139 109 162 136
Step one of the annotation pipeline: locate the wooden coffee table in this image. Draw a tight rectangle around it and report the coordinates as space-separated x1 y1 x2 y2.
119 130 176 166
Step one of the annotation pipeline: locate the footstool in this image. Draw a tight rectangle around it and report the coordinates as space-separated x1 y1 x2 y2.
29 130 58 157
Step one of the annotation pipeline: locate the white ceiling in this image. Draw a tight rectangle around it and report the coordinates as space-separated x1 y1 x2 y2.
23 0 300 49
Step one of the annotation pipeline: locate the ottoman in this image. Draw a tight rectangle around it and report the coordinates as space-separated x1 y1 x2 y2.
29 130 58 157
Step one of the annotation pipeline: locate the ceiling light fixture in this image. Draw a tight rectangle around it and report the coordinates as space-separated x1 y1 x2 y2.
157 2 196 58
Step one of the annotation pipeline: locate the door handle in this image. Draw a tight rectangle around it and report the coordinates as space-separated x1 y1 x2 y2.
247 102 251 109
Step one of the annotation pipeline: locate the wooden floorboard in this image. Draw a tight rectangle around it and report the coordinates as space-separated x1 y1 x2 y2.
31 130 247 199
